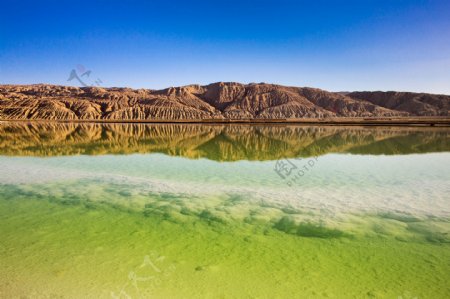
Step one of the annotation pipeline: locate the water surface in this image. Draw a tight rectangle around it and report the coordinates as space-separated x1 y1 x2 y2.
1 123 449 298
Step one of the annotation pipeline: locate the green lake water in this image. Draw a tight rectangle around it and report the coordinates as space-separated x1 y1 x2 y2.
0 123 449 298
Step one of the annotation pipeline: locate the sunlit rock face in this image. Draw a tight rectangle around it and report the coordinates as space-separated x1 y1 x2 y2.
1 83 448 121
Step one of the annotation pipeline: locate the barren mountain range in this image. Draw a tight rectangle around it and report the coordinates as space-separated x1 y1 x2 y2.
0 82 449 121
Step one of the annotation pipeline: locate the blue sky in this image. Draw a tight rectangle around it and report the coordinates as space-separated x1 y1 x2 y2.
1 0 449 93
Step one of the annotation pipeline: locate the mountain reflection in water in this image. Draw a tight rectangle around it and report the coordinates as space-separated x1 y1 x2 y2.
0 122 449 160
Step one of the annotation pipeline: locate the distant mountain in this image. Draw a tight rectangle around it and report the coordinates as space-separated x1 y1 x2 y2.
347 91 450 116
0 83 448 120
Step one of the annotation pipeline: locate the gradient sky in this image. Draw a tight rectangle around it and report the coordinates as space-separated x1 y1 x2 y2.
1 0 449 93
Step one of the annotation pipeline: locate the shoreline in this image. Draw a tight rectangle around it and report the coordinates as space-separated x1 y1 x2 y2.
1 117 449 126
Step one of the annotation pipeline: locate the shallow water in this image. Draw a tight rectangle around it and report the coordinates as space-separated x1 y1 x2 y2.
0 123 449 298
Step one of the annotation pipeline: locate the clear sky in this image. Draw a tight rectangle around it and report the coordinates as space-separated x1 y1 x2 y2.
1 0 449 93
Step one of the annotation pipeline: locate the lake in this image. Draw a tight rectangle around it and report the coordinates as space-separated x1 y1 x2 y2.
0 122 449 298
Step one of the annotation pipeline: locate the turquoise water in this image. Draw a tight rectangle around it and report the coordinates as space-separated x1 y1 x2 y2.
0 123 449 298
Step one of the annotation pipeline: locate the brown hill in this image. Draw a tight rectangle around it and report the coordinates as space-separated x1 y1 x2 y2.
0 83 448 120
347 91 450 116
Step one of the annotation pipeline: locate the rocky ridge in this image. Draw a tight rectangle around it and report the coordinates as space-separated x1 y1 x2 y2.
0 82 448 120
